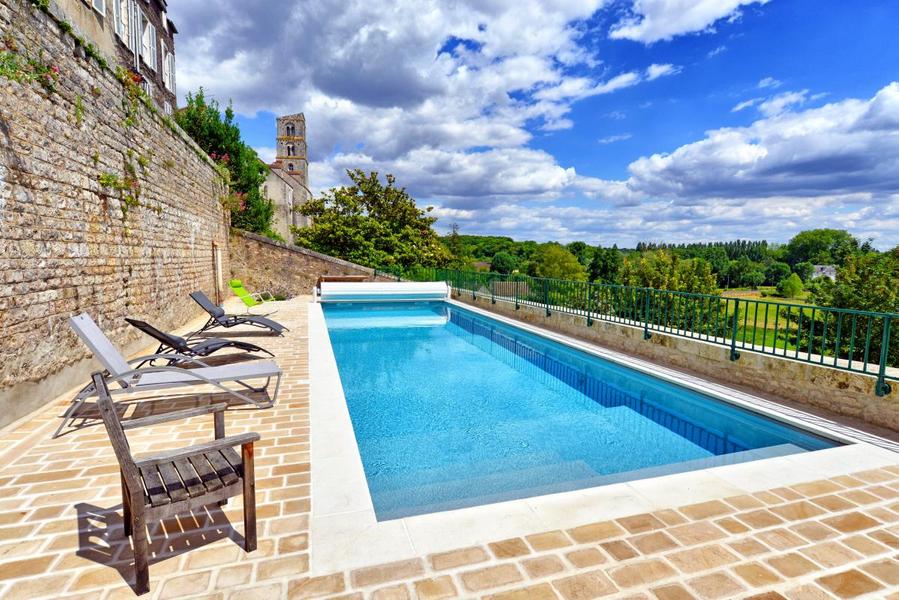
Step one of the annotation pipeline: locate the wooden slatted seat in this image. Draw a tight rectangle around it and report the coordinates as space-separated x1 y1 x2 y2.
92 372 259 595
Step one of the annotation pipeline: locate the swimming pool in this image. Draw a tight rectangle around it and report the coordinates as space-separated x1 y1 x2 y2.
323 301 840 521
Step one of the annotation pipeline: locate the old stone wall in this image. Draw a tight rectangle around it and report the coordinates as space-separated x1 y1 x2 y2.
452 291 899 431
0 0 230 429
229 230 389 298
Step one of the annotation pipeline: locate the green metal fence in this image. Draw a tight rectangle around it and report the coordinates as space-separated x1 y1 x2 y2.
374 267 897 396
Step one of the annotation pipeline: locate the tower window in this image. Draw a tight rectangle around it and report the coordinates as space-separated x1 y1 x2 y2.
287 163 294 172
285 122 295 136
286 143 295 156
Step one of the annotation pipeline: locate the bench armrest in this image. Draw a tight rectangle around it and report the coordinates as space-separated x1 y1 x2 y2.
122 403 228 430
134 433 261 467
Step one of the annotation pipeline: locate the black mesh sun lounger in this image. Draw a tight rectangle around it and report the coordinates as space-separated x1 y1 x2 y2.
190 291 289 336
125 318 275 365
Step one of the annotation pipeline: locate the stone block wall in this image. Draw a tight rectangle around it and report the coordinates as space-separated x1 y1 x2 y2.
452 292 899 431
229 230 389 298
0 0 230 428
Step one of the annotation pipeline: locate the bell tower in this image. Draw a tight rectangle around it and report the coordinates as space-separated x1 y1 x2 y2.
276 113 308 180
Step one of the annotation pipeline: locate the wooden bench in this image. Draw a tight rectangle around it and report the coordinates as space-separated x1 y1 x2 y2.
92 372 259 595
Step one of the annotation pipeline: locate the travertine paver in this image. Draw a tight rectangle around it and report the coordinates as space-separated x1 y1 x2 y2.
0 297 898 599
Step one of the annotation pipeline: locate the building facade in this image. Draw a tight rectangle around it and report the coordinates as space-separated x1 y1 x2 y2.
261 114 312 240
54 0 177 112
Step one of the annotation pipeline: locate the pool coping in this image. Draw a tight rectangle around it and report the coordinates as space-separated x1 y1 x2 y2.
308 300 899 576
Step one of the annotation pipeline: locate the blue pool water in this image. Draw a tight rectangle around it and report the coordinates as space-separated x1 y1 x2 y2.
323 302 839 520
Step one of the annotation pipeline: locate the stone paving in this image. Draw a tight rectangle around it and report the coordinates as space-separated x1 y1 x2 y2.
0 298 897 599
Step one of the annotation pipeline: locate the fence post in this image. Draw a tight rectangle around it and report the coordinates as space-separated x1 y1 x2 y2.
586 283 593 326
515 279 520 310
729 299 741 361
875 316 892 396
543 279 551 317
643 289 652 340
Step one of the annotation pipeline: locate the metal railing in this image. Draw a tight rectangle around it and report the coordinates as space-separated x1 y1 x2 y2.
375 267 897 396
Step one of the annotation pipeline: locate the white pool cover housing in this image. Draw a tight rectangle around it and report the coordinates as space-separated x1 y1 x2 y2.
317 281 451 302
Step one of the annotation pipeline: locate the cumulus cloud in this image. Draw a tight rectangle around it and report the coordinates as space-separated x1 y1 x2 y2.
441 83 899 246
609 0 771 44
627 83 899 201
169 2 899 247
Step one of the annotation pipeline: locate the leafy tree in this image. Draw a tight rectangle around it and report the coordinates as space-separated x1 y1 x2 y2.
776 273 804 298
294 170 451 269
530 244 588 281
811 248 898 313
765 261 791 286
619 250 717 294
566 241 593 268
590 245 623 283
722 256 765 288
793 261 814 282
784 229 862 266
808 248 898 367
745 270 765 289
490 251 518 274
175 89 275 236
444 223 471 268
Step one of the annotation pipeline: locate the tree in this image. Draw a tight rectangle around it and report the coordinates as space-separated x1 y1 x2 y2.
294 170 451 269
175 89 275 236
810 248 898 367
765 261 791 286
745 270 765 289
590 245 623 283
776 273 804 298
530 244 588 281
811 248 898 313
444 223 470 268
490 251 518 274
566 241 593 268
784 229 861 266
619 250 717 294
793 261 814 282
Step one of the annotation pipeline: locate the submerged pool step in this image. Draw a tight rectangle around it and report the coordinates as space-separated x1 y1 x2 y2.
370 455 600 520
370 442 809 520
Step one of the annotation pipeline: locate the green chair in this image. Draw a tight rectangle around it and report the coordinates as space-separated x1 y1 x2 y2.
230 279 276 312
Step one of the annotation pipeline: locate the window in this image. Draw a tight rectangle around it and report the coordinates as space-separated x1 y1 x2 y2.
163 101 172 115
141 16 157 71
285 122 295 136
92 0 106 16
112 0 126 39
161 41 170 88
286 143 295 156
166 52 176 93
287 163 294 172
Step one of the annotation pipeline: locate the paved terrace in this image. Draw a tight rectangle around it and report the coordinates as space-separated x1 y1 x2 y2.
0 297 897 599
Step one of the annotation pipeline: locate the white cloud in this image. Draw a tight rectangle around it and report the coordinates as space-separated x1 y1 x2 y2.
757 90 808 116
645 63 681 81
253 146 276 163
609 0 771 44
598 133 633 144
758 76 782 89
627 83 899 202
707 45 727 57
732 98 760 112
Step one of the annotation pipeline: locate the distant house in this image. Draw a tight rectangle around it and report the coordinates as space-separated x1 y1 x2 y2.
812 265 837 281
56 0 178 113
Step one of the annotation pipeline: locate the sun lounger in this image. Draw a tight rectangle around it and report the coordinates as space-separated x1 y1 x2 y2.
124 318 274 366
190 291 288 336
53 313 282 438
229 279 277 313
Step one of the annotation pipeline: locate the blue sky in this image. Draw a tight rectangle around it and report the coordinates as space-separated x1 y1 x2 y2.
171 0 899 248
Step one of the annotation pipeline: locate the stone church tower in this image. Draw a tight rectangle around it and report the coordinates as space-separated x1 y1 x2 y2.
261 113 312 240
